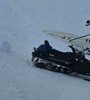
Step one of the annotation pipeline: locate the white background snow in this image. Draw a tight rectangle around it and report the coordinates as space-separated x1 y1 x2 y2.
0 0 90 100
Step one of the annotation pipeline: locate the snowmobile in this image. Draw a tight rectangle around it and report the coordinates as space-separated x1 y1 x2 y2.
31 47 90 80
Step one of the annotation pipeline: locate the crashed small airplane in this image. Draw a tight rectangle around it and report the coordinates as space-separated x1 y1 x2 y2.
43 30 90 55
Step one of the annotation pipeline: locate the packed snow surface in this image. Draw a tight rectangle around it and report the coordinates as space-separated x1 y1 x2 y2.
0 0 90 100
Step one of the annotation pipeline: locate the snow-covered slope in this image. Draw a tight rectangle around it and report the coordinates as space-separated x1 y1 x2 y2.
0 0 90 100
1 51 90 100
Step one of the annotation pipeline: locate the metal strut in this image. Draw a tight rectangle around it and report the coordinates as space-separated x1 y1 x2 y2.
69 34 90 42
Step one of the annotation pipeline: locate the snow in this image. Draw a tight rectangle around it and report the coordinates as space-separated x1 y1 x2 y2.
0 41 11 52
0 0 90 100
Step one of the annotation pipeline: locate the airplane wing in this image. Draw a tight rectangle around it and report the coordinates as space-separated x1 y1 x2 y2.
42 30 90 52
42 30 79 44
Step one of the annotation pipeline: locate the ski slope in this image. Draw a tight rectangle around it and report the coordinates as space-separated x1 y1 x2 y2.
0 0 90 100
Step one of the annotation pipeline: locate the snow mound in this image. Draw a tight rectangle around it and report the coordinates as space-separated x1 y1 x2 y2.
0 41 11 52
